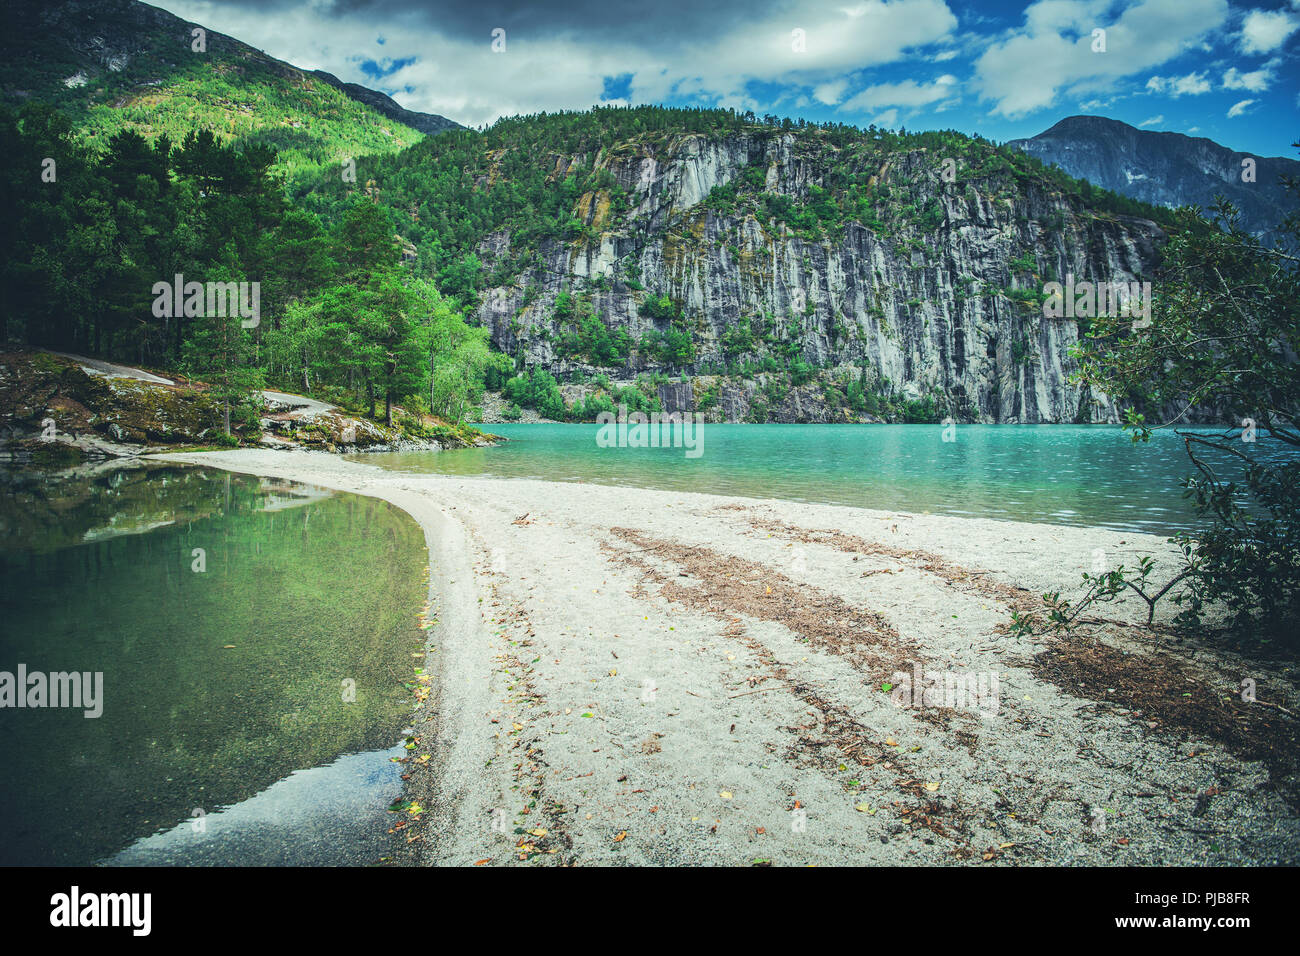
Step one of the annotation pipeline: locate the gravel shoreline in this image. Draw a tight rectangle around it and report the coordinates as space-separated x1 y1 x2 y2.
152 449 1300 866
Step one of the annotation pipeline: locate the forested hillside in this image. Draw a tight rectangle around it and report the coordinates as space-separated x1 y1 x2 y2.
1 1 485 444
3 96 1183 436
0 0 440 173
0 104 493 443
296 106 1174 423
1 3 1193 431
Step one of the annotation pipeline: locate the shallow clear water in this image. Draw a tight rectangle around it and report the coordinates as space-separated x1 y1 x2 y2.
358 423 1298 535
0 464 427 866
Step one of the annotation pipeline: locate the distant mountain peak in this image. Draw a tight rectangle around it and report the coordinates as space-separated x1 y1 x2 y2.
1007 116 1297 242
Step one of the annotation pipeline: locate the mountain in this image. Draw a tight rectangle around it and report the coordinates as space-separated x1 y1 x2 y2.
0 0 459 170
0 5 1209 425
1007 116 1298 243
311 71 463 136
303 109 1174 424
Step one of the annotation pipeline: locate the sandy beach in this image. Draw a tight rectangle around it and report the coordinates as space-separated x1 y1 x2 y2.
154 449 1300 866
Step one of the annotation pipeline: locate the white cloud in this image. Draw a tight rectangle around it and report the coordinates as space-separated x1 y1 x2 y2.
1145 71 1210 96
1239 9 1299 55
974 0 1229 118
151 0 1283 136
839 75 958 112
1138 114 1164 127
813 79 850 105
159 0 961 127
1222 62 1276 92
1227 97 1256 118
685 0 960 90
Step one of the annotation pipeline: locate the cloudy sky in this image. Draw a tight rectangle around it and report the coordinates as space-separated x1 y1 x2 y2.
157 0 1299 156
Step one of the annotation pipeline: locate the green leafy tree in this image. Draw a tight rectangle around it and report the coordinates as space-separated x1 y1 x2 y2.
413 279 492 423
180 264 265 439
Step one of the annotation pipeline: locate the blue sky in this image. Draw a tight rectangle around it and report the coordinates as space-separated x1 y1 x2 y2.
162 0 1300 157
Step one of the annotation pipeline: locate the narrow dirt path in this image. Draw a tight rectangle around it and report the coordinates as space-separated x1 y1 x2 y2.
48 351 175 385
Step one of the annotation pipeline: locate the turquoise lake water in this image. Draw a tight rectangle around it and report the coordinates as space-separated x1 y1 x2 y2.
359 424 1298 535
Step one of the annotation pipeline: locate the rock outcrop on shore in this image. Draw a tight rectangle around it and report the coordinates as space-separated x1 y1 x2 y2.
0 352 493 464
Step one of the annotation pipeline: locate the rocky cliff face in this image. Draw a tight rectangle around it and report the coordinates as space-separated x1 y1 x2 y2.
473 130 1165 423
1007 115 1297 245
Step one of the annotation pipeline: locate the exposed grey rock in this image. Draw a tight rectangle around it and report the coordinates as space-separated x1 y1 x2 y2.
475 132 1167 423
